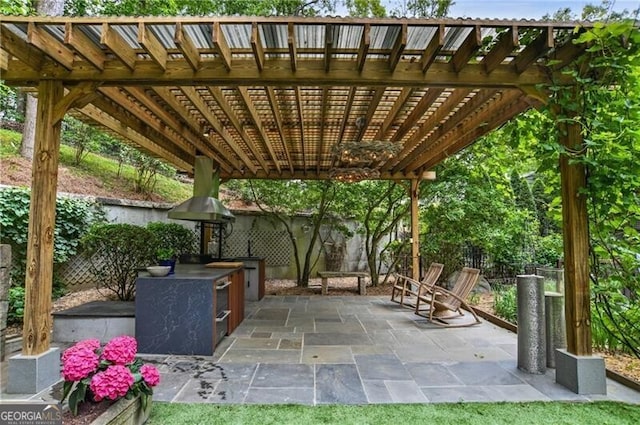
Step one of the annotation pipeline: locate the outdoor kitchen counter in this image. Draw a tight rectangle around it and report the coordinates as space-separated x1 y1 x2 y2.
135 264 244 355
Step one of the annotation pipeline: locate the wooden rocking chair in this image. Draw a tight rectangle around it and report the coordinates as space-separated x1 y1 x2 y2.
415 267 481 327
390 263 444 308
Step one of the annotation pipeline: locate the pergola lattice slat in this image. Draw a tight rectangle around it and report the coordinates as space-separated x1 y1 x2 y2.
0 16 588 179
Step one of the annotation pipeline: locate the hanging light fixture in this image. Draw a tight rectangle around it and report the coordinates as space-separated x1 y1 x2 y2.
329 117 400 182
329 167 380 183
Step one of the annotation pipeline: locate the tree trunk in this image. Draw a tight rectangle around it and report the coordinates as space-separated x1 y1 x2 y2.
19 0 65 160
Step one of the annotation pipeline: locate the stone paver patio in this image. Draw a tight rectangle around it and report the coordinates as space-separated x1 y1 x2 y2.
144 295 640 405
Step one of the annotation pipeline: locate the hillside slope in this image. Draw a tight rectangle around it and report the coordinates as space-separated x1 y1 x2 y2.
0 129 191 203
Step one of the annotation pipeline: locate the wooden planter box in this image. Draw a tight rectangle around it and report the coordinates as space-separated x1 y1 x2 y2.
92 395 152 425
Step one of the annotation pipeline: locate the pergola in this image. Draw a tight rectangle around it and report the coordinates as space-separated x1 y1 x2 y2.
0 16 592 381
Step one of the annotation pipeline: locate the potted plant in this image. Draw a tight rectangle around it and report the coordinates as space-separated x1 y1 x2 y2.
60 336 160 424
156 247 176 274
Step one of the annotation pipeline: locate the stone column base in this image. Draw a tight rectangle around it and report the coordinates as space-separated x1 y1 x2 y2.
555 349 606 394
7 347 60 394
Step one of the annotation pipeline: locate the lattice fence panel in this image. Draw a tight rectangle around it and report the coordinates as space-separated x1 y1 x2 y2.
224 229 291 266
58 252 103 288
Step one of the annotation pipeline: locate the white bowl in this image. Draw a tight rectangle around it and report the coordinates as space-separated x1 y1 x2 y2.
146 266 171 277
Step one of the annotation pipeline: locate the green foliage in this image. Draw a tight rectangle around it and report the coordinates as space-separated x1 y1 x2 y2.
345 0 386 17
543 20 640 357
0 128 21 157
7 286 25 325
336 180 410 285
62 117 103 165
510 170 536 213
493 284 518 324
0 187 102 287
65 0 336 16
533 234 563 266
146 222 197 259
82 223 157 300
0 0 33 15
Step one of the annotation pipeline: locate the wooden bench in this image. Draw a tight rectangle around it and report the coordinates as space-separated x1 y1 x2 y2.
318 271 370 295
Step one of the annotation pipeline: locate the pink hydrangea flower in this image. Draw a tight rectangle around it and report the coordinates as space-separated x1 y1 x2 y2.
62 339 100 362
89 365 135 402
140 364 161 386
101 336 137 365
62 346 100 382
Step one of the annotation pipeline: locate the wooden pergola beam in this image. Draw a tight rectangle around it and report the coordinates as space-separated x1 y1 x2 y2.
317 87 329 174
251 22 265 71
53 82 100 124
138 22 168 71
175 22 201 71
21 80 63 355
1 24 44 70
391 88 445 142
450 25 481 73
64 23 105 71
324 24 333 72
100 23 136 71
288 22 297 72
421 24 444 73
389 24 407 72
178 86 258 174
419 94 529 169
92 91 203 167
403 89 500 171
295 87 306 172
2 60 554 88
212 22 231 72
266 86 293 173
78 104 193 171
357 23 370 73
27 22 75 70
482 27 519 74
513 27 554 74
375 87 413 140
120 85 228 167
237 86 277 173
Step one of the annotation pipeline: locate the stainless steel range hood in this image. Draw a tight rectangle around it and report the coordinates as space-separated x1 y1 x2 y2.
168 156 235 223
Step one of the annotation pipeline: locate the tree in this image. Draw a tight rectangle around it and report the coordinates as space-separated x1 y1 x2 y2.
336 180 409 285
345 0 385 17
229 179 338 286
391 0 453 17
20 0 65 160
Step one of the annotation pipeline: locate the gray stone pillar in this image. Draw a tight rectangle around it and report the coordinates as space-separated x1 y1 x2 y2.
545 291 567 368
517 274 546 374
0 244 11 361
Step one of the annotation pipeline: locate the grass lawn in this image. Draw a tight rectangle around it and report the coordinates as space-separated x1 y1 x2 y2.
148 401 640 425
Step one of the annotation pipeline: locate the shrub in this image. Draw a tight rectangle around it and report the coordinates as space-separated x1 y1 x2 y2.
82 224 156 300
7 286 24 325
493 284 518 324
146 222 197 260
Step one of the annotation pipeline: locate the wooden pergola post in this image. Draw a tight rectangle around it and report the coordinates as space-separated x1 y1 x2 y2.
21 80 64 355
558 118 591 356
554 101 606 394
410 179 420 280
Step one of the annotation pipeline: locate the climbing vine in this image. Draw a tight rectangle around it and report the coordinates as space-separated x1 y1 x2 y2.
545 20 640 356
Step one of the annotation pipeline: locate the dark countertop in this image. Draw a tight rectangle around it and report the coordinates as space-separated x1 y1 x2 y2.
139 264 240 280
